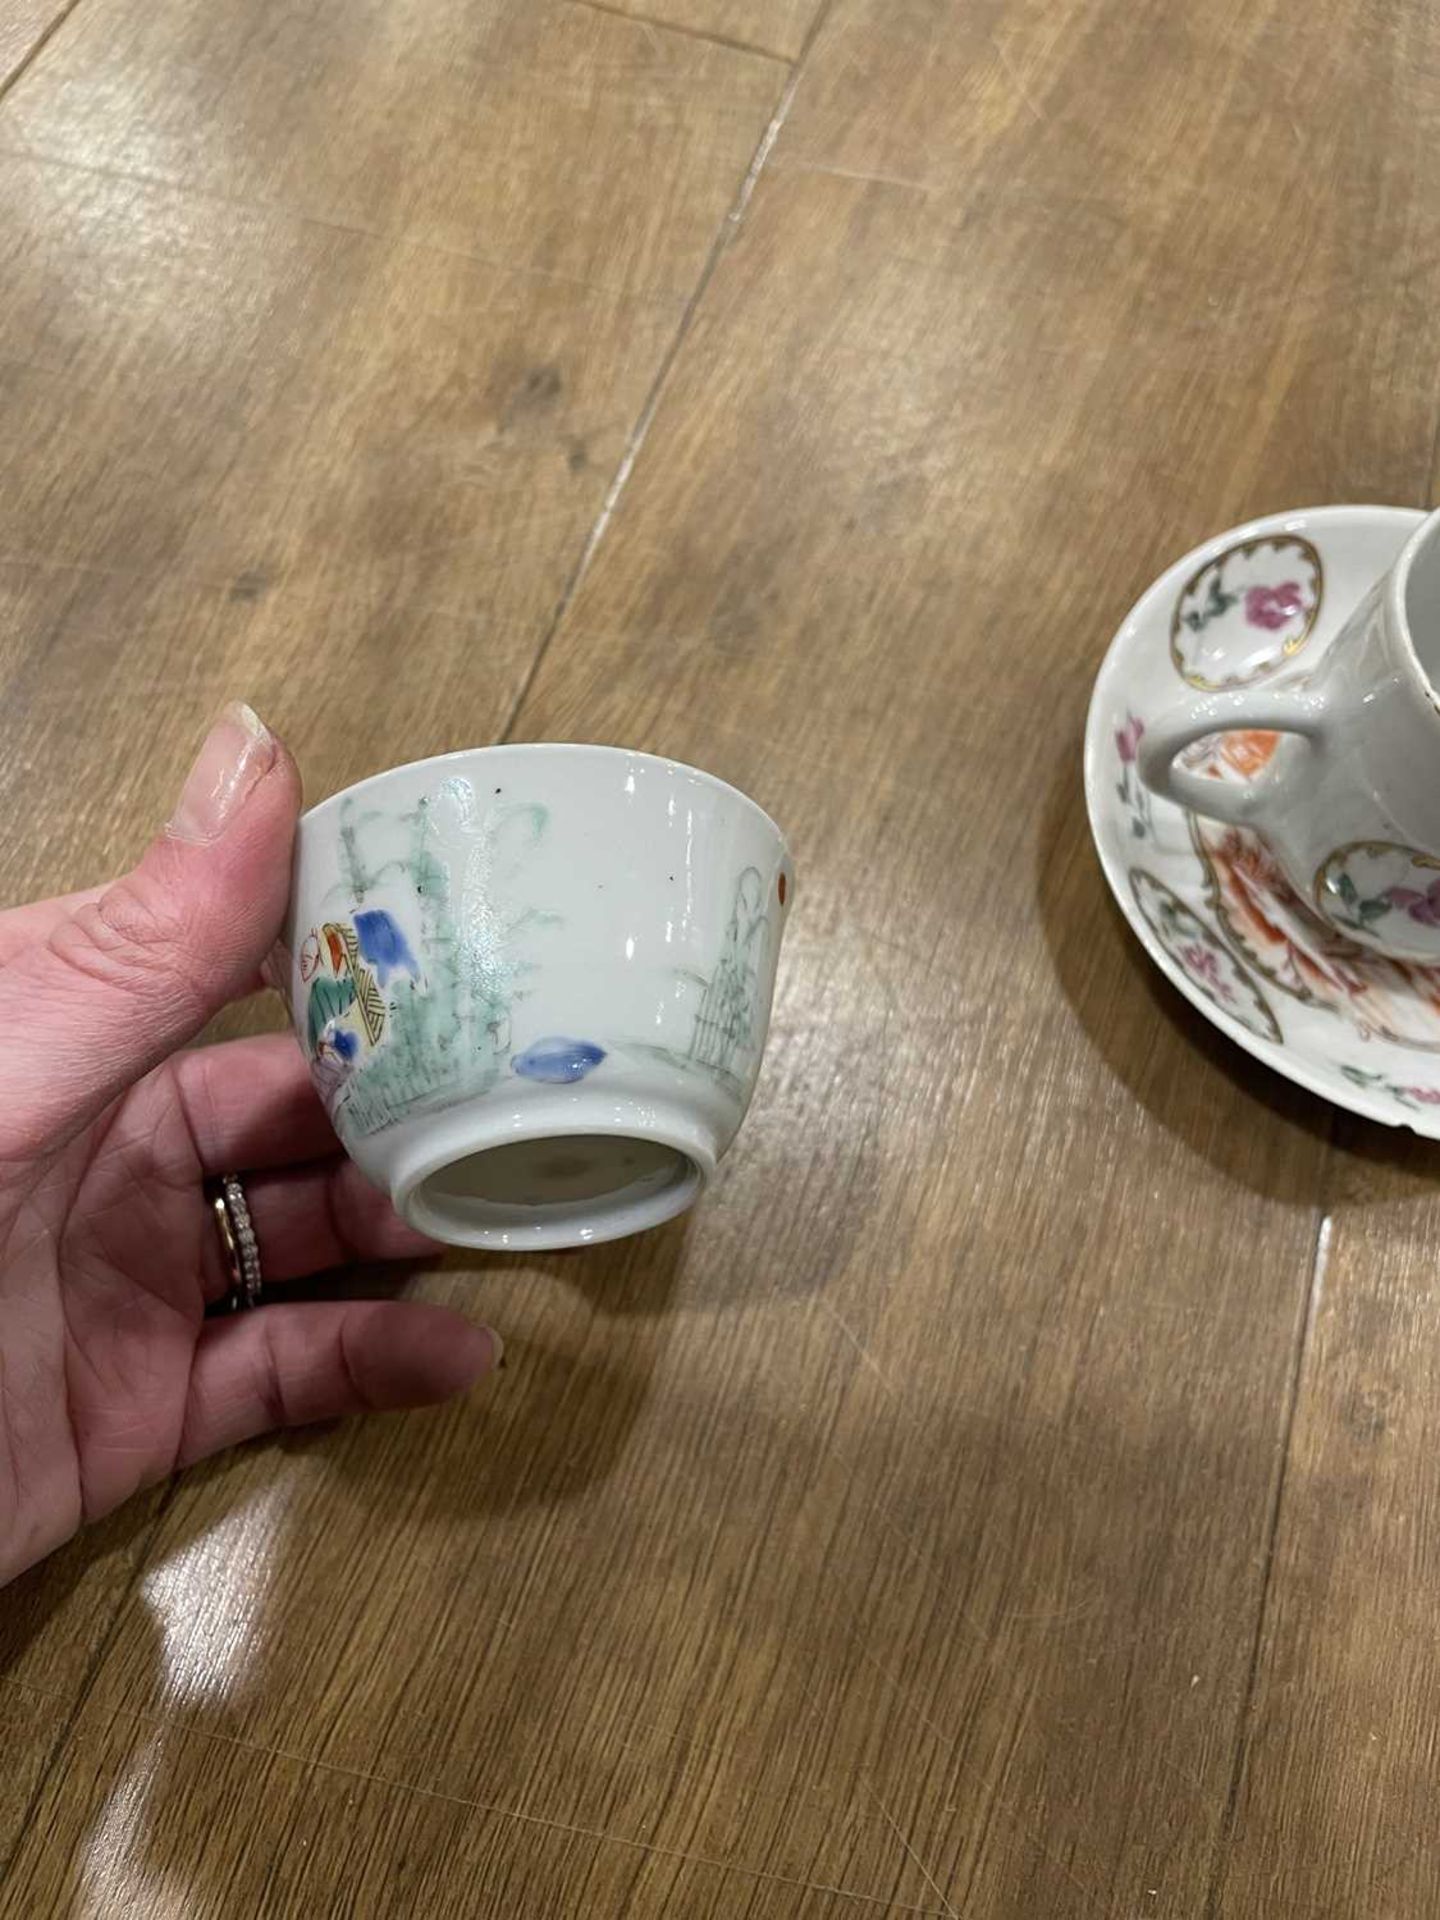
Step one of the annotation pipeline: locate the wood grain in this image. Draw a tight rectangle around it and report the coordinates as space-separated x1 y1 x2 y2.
1 1694 940 1918
0 1498 174 1860
580 0 819 62
1214 1127 1440 1917
0 1 73 92
0 156 689 900
0 0 784 303
0 3 778 902
5 0 1440 1912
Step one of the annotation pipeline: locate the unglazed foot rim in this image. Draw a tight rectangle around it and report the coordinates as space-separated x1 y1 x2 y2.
389 1096 719 1251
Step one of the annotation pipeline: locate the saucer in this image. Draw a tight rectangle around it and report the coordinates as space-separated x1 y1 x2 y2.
1083 502 1440 1137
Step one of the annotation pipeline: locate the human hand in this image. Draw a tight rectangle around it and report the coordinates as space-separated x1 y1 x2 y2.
0 705 501 1586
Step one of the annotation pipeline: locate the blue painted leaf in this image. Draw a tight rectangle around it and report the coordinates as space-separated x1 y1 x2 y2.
511 1037 607 1084
353 909 419 985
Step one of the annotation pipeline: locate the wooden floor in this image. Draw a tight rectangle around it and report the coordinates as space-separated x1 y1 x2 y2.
4 0 1440 1912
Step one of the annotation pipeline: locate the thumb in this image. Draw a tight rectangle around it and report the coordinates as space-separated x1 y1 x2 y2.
2 703 302 1154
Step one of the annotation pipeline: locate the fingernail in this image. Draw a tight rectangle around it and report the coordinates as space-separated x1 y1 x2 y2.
168 703 275 845
489 1329 506 1371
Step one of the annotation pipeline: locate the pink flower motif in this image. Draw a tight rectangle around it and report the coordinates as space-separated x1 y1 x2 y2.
1115 713 1145 764
1383 878 1440 927
1244 581 1307 631
1179 942 1233 1000
1405 1086 1440 1104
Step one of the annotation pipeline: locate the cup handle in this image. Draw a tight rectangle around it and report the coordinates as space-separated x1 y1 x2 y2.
1136 685 1333 828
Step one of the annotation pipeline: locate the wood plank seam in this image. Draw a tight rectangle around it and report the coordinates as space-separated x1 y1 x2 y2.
0 0 85 101
497 0 841 744
1203 1206 1336 1918
568 0 793 65
0 143 685 311
0 1480 185 1890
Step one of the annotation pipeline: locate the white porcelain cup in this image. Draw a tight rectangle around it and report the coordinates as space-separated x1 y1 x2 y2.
1139 507 1440 962
278 745 793 1250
